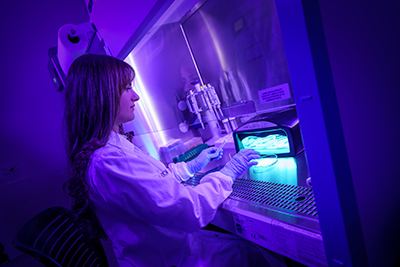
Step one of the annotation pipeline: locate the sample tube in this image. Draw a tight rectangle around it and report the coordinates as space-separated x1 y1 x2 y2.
222 118 232 133
229 117 238 131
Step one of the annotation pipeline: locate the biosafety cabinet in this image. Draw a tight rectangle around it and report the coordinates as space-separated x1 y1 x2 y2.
71 0 400 266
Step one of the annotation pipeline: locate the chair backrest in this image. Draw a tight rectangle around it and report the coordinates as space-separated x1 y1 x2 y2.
13 206 109 267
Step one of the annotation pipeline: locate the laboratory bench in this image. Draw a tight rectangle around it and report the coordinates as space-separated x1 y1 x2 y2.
184 149 327 267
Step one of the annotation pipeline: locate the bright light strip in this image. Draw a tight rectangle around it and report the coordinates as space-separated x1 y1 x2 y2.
124 54 167 145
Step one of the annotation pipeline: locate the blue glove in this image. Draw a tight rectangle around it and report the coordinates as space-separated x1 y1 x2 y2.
220 149 260 181
187 147 223 174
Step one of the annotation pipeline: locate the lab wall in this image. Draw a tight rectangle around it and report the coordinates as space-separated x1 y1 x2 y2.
317 1 400 266
0 0 89 260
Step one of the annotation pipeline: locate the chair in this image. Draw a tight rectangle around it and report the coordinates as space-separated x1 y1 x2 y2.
13 206 109 267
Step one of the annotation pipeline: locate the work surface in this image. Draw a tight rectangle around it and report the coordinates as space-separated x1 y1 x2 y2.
184 151 327 267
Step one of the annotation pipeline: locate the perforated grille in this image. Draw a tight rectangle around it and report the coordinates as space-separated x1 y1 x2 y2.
231 179 318 217
184 175 318 217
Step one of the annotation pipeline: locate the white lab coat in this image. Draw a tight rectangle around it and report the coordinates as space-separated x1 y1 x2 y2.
87 132 261 267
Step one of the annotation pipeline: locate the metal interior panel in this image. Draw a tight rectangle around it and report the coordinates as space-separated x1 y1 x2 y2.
124 0 295 156
181 0 294 112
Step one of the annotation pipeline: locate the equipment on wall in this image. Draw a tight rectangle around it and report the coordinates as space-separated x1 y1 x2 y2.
47 22 111 91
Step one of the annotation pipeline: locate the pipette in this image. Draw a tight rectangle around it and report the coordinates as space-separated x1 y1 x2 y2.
215 139 227 154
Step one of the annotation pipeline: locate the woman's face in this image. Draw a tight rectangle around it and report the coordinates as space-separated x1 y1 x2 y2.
115 83 140 126
180 66 198 94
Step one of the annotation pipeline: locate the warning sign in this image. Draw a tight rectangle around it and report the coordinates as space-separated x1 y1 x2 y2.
258 83 291 104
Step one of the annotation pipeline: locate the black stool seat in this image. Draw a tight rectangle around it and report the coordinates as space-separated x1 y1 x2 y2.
13 206 108 267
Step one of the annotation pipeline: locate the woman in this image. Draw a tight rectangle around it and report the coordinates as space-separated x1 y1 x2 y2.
63 54 261 267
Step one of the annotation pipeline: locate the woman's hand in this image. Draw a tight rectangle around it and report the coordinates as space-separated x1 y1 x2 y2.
186 147 223 174
220 149 260 181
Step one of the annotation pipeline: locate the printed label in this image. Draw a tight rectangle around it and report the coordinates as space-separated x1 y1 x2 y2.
233 213 275 251
271 220 327 267
258 83 291 104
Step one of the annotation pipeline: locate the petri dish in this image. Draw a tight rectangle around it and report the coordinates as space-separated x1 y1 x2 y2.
252 154 278 173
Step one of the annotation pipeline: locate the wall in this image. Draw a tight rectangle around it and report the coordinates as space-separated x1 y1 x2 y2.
318 1 400 266
0 0 89 260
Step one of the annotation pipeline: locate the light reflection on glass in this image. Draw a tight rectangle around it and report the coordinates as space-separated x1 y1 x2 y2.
124 55 166 158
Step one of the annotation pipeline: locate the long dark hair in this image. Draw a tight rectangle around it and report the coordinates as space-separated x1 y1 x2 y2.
63 54 135 238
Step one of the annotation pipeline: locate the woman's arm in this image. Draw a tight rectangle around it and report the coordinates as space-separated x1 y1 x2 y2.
88 145 233 233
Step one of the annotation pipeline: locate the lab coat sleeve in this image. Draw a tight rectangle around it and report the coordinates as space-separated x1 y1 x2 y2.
89 146 233 233
167 162 193 182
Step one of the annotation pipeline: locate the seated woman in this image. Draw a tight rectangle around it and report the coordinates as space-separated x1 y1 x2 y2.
63 54 278 267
